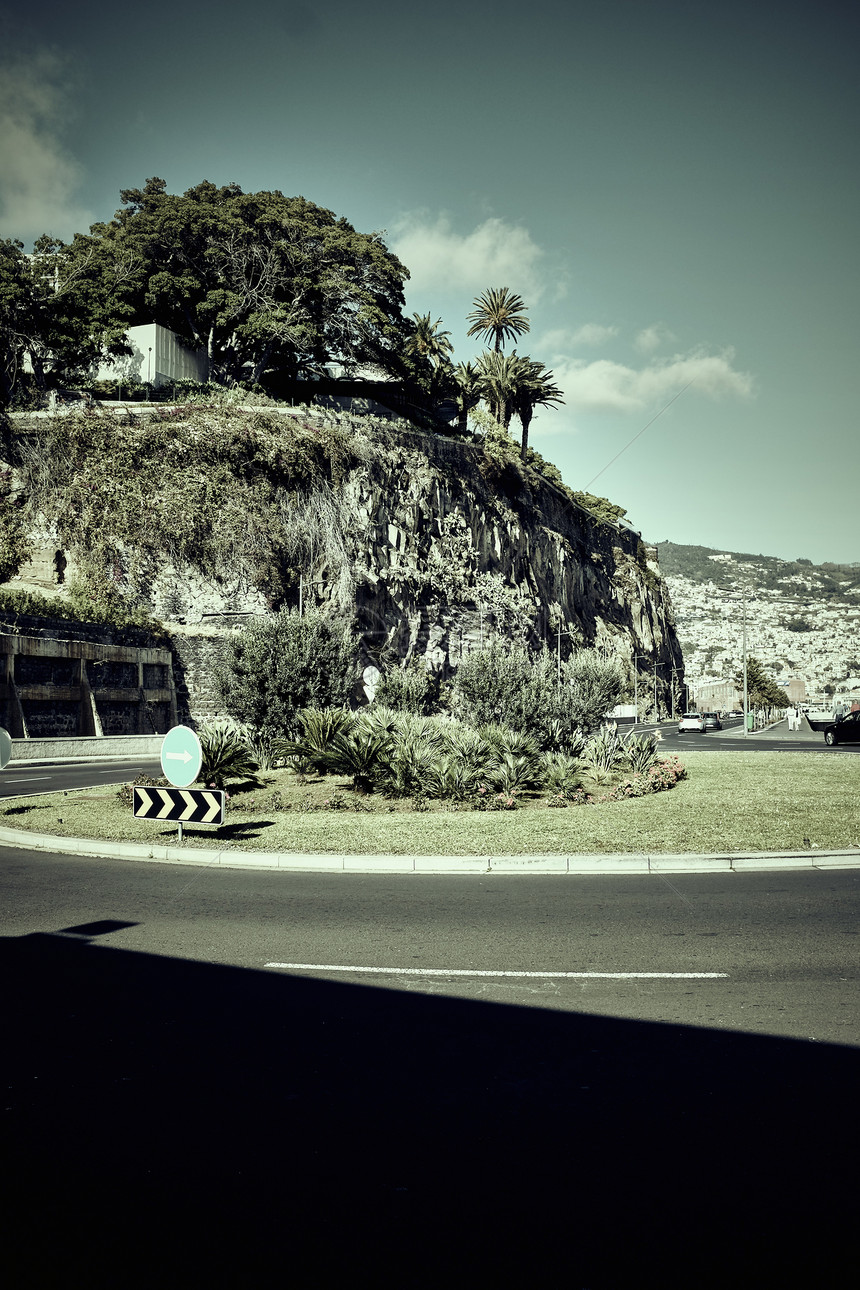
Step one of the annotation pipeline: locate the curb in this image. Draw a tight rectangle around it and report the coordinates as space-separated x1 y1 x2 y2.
1 825 858 874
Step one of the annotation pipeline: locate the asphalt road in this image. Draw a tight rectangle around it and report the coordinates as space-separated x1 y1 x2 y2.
647 714 860 754
2 852 858 1285
0 756 163 798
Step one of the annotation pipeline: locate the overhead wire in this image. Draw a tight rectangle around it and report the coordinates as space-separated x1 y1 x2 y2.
584 379 696 490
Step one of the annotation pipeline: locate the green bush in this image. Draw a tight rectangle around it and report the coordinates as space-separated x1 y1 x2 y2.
582 726 625 779
452 642 624 748
623 731 659 775
216 608 359 736
198 724 261 791
540 751 583 796
0 469 32 582
374 656 441 714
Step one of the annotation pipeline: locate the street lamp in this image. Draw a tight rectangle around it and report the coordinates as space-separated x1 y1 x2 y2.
632 653 650 727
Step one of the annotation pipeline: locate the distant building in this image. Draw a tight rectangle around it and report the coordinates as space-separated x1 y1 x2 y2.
692 680 739 711
97 323 209 388
785 676 808 702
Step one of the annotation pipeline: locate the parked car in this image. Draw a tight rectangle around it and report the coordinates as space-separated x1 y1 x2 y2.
823 711 860 746
702 712 722 730
678 713 706 734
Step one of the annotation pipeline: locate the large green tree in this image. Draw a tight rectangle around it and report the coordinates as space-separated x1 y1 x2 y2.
452 360 483 434
215 608 359 736
404 312 454 403
0 235 131 405
65 178 413 387
733 655 790 708
476 349 526 428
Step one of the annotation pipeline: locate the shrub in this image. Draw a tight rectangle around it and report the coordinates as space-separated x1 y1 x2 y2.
374 656 441 715
582 726 625 779
286 706 356 768
198 723 260 791
453 641 624 748
0 469 32 582
315 727 393 794
216 608 359 736
540 751 583 796
622 731 659 775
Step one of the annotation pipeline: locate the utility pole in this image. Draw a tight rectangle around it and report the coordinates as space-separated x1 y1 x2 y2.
742 584 749 738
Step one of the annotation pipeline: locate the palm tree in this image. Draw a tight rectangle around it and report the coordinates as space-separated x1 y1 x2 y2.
510 359 565 460
476 350 527 428
452 360 483 434
405 312 454 404
405 312 454 366
466 287 530 352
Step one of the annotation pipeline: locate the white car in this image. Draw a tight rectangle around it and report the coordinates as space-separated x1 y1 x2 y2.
678 713 706 734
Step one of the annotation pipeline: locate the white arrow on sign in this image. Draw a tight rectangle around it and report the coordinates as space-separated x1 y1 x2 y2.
137 788 154 815
179 790 197 821
165 750 193 764
157 789 175 819
201 792 222 823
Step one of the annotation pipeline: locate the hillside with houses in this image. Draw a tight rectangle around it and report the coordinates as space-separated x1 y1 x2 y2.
655 543 860 709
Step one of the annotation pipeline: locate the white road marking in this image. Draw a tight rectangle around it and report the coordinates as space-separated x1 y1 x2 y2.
265 963 728 979
3 776 52 782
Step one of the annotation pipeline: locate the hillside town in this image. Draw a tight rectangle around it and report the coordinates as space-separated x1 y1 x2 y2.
660 547 860 712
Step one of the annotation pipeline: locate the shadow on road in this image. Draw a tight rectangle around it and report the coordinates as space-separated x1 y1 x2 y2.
2 927 857 1287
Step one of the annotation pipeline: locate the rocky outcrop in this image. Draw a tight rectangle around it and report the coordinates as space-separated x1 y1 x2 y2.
3 409 684 717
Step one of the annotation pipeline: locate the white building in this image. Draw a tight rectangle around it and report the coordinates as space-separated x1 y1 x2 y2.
98 323 209 388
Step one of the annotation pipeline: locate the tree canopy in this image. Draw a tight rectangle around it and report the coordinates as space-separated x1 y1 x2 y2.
733 655 790 708
88 179 414 386
1 180 414 403
466 287 530 352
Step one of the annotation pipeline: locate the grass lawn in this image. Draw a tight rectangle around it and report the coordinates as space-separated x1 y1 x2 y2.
1 750 858 854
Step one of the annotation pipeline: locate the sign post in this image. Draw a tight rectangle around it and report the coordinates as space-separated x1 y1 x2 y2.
0 727 12 771
159 725 204 841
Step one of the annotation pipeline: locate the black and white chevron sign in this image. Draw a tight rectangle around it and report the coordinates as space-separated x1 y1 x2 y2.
133 786 225 825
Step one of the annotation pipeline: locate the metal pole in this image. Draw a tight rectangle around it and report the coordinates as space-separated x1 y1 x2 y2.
742 586 749 738
634 667 638 728
178 821 183 843
299 572 303 618
653 664 658 723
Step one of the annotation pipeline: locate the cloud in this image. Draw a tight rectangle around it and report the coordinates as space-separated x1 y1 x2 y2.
0 49 93 244
390 212 545 300
542 323 620 351
634 323 676 354
533 349 754 428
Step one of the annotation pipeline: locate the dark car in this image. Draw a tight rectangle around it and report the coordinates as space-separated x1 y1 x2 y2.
702 712 722 730
823 711 860 746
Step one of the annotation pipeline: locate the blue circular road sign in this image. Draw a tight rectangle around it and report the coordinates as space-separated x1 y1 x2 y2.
160 724 203 789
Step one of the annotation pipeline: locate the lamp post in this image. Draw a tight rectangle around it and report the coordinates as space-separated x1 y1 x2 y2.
632 653 650 727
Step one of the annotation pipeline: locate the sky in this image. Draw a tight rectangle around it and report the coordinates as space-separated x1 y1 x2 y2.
2 0 858 565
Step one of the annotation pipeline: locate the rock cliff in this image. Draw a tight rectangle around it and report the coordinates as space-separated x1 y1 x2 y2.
3 406 684 715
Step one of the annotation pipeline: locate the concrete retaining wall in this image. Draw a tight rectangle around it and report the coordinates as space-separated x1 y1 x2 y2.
9 735 163 762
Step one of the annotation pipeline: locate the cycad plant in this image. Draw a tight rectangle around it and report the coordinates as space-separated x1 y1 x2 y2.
198 723 260 791
540 751 583 796
316 728 393 794
286 707 356 770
